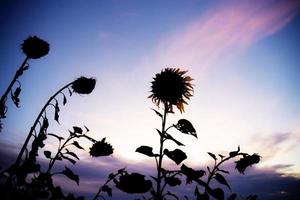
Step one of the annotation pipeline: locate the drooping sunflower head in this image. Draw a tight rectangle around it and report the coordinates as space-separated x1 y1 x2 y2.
115 173 152 194
149 68 193 113
21 36 49 59
72 76 96 94
89 138 113 157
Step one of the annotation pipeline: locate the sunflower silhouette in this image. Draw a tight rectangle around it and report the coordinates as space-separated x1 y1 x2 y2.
149 68 193 112
89 138 113 157
21 36 49 59
72 76 96 94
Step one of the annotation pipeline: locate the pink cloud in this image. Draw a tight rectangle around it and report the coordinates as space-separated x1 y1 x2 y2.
157 0 300 69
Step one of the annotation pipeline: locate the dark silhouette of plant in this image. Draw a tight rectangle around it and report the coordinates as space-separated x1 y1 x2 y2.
107 68 261 200
182 146 261 200
104 68 197 199
146 68 195 200
13 76 96 168
0 36 49 132
0 75 114 200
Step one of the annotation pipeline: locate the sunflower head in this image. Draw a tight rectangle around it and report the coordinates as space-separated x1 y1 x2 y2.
235 153 260 174
115 172 152 194
72 76 96 94
149 68 193 113
21 36 49 59
89 138 113 157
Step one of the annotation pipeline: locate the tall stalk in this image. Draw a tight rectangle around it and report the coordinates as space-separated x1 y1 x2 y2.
0 57 28 105
156 103 168 200
0 57 29 131
14 82 72 167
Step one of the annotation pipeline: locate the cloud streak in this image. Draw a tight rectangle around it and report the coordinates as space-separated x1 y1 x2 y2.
247 130 300 162
157 0 300 70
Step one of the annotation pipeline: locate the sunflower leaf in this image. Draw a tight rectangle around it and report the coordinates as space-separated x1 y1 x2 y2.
61 154 76 165
207 152 217 160
164 149 187 165
175 119 197 138
11 87 21 107
44 151 51 159
136 146 154 157
207 187 224 200
65 149 80 160
102 185 112 197
151 108 162 118
72 141 85 150
214 173 231 190
63 93 67 105
165 133 185 146
54 99 60 124
73 126 83 134
62 167 79 185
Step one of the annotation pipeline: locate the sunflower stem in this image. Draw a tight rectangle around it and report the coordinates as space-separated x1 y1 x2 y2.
14 82 73 167
0 57 28 120
156 103 168 200
47 135 74 173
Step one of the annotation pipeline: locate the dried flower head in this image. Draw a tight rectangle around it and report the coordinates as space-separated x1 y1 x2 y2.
21 36 49 59
235 154 260 174
89 138 113 157
149 68 193 112
115 173 152 194
72 77 96 94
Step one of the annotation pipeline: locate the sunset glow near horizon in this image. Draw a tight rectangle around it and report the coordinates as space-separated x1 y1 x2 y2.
1 0 300 198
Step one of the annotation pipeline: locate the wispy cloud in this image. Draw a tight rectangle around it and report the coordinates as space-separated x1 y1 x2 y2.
248 131 300 161
157 0 300 70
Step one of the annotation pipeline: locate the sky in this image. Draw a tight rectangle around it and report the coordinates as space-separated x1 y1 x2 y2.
1 0 300 199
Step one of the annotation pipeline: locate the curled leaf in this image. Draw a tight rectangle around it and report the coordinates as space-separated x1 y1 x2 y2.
207 152 217 160
151 108 162 118
175 119 197 138
229 146 240 157
11 87 21 107
165 133 185 146
72 141 85 150
61 154 76 165
65 149 80 160
63 93 67 105
54 99 60 123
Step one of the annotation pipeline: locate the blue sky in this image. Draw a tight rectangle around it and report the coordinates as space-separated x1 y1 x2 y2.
1 0 300 199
